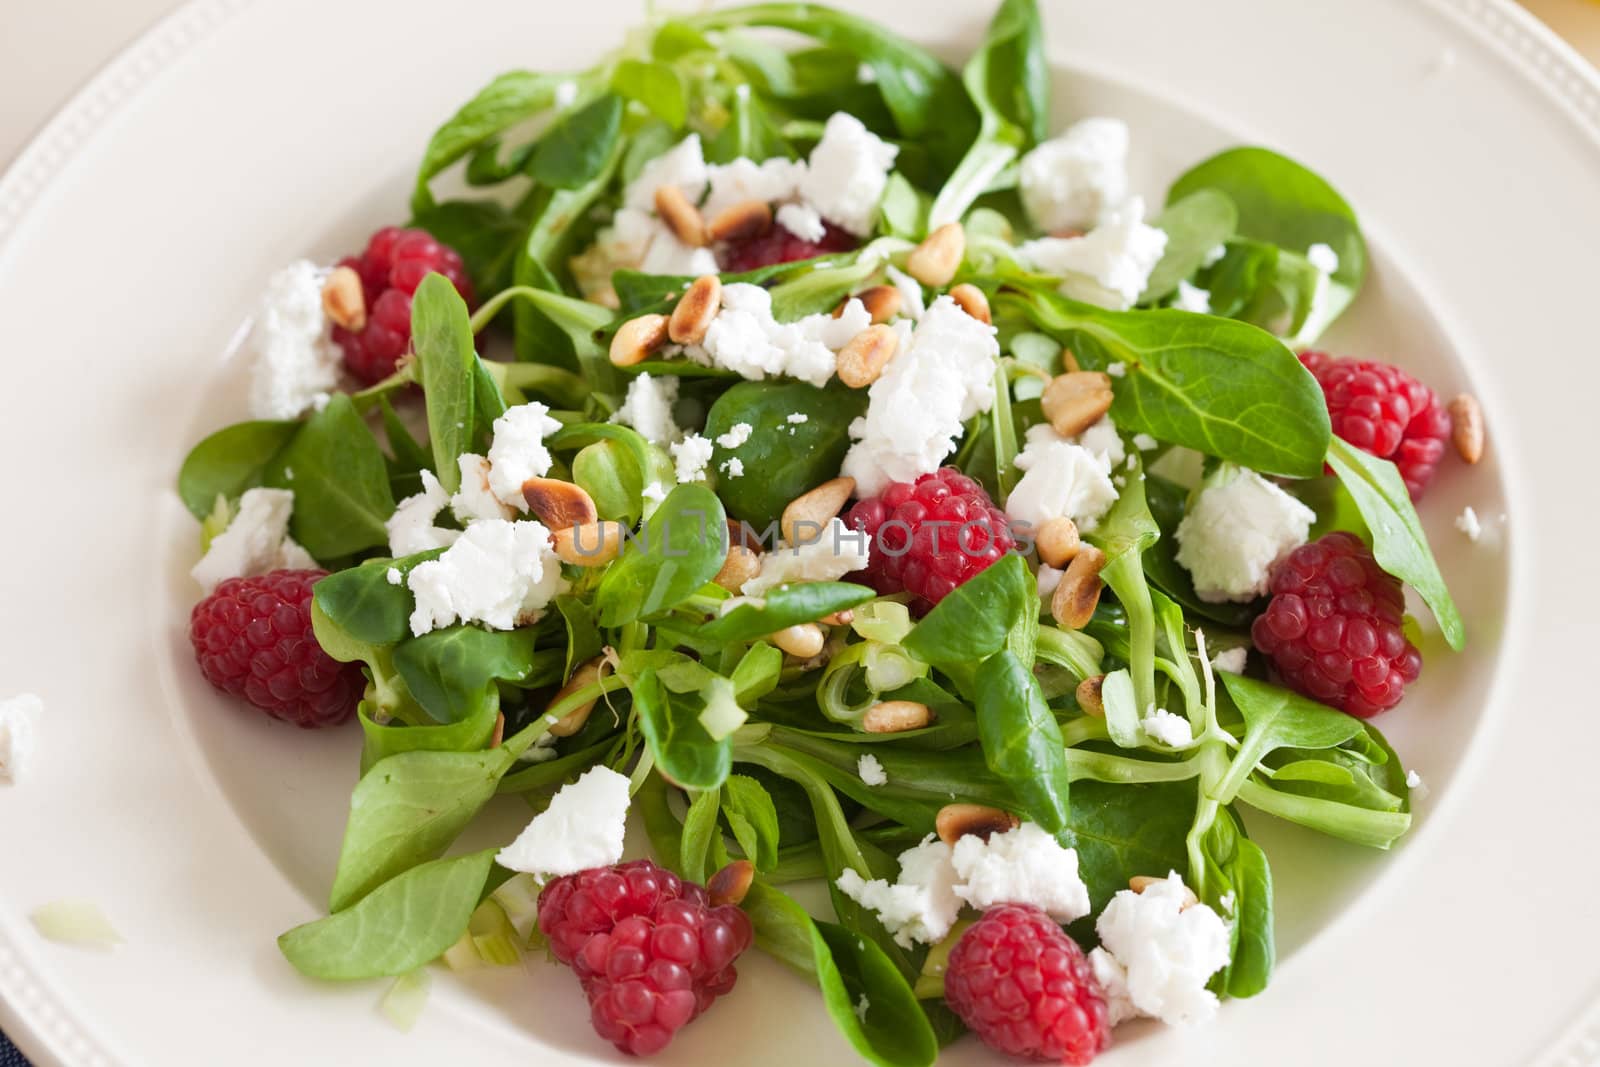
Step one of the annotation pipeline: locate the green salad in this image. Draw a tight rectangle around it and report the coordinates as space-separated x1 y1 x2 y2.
177 1 1476 1062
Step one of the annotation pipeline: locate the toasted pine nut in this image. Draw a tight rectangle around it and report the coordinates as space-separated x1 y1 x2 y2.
837 285 902 325
322 265 366 331
715 544 761 593
771 623 826 659
1448 393 1484 464
523 478 599 531
836 325 901 388
781 477 856 547
708 860 756 907
1035 517 1081 568
1130 875 1199 910
706 198 773 243
1076 675 1106 717
552 521 626 566
1052 545 1107 630
935 803 1020 846
654 185 707 247
548 658 605 737
949 283 991 325
1041 371 1114 438
726 519 762 553
822 609 855 627
905 223 965 287
669 274 722 345
862 699 931 734
490 712 505 748
609 313 669 367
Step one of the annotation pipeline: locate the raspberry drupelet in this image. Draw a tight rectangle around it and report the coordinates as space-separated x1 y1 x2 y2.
1251 532 1423 717
1298 351 1452 500
718 219 857 272
333 226 474 384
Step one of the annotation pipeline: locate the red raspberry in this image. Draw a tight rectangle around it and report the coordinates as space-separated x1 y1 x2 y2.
1251 532 1422 718
188 569 363 728
538 860 753 1057
333 226 474 384
845 467 1016 609
1299 351 1451 499
944 904 1111 1065
719 219 856 273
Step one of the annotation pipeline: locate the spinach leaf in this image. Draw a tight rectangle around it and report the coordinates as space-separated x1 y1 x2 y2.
528 93 624 189
313 552 438 649
326 742 522 912
392 626 539 724
573 439 646 525
730 642 783 704
413 71 564 212
498 738 616 795
699 582 876 645
707 86 791 165
1212 673 1366 802
177 420 298 518
703 379 868 527
357 701 498 774
680 787 722 883
264 396 394 558
1195 807 1274 997
555 595 602 681
879 172 930 240
1326 436 1464 650
1007 287 1331 478
378 396 432 478
280 850 496 979
973 650 1071 840
903 554 1031 669
611 60 688 128
594 483 728 626
721 774 781 872
1065 779 1195 916
409 199 525 295
410 274 478 494
1141 189 1238 303
633 669 731 791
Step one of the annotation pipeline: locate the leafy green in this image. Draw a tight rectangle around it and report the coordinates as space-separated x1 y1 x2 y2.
528 93 624 188
263 396 394 559
357 701 498 774
721 774 781 872
633 669 731 791
708 85 792 164
973 650 1071 840
1213 673 1367 802
699 582 875 645
409 199 526 295
1142 189 1238 303
312 553 436 650
392 627 539 724
413 71 564 212
594 484 728 626
411 274 480 494
573 439 646 525
680 787 723 883
177 420 298 519
903 554 1032 670
611 60 688 127
1066 779 1195 915
1326 436 1464 650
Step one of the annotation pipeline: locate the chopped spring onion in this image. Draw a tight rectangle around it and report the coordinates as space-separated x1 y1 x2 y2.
30 900 122 949
379 969 431 1032
697 677 747 741
491 873 543 942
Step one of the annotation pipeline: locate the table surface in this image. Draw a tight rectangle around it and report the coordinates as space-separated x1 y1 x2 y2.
0 0 1597 1064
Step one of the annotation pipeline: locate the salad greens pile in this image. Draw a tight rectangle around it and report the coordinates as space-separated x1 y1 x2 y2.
178 0 1465 1062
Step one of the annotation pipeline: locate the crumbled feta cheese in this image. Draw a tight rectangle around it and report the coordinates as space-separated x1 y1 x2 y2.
1037 564 1064 597
385 567 403 586
0 693 43 783
950 823 1091 923
451 454 513 524
1172 280 1212 314
1018 117 1131 233
1201 243 1227 268
741 518 871 596
191 488 318 592
611 372 682 445
1306 242 1340 274
406 519 567 636
671 434 714 483
639 230 720 276
386 470 460 557
1219 890 1236 915
858 753 887 787
1019 197 1169 310
798 112 899 236
885 265 926 321
1105 361 1127 378
246 260 342 421
1174 467 1315 602
683 283 871 388
703 156 806 220
624 134 709 212
1074 414 1126 470
1211 647 1248 674
720 457 745 478
854 994 870 1024
1406 769 1429 798
776 201 826 242
1093 872 1231 1026
841 297 1000 495
642 480 667 503
1455 505 1482 542
1132 432 1159 451
785 413 809 425
836 835 962 948
554 79 579 108
1088 949 1138 1027
497 766 629 879
715 422 753 449
487 403 562 510
1006 424 1120 533
1141 708 1193 747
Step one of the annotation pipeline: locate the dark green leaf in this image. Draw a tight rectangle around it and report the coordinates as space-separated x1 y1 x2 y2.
700 582 875 645
903 554 1031 669
632 670 731 791
680 788 722 884
611 60 688 127
1213 672 1367 802
973 650 1071 839
264 395 395 558
177 420 299 518
392 626 539 724
313 552 438 649
721 774 781 872
528 93 624 189
594 484 728 626
1141 189 1238 303
410 274 478 494
413 71 564 211
707 86 791 164
409 199 526 295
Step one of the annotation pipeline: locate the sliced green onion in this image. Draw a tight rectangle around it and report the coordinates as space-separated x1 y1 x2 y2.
442 930 483 972
491 873 543 943
850 601 914 644
862 643 926 692
30 900 122 949
473 934 522 967
698 677 747 741
379 969 431 1032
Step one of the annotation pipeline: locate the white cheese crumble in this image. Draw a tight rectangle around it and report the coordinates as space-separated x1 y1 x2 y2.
386 470 461 557
841 297 1000 496
1201 243 1227 268
246 260 342 421
1455 505 1482 542
451 454 513 524
190 488 317 592
1211 646 1248 674
553 79 579 109
1406 769 1429 798
1074 414 1126 471
487 403 563 510
950 823 1091 923
1132 433 1159 452
721 457 745 478
741 518 871 596
716 422 754 449
642 480 667 503
1141 708 1193 747
0 693 44 784
1006 424 1120 533
611 372 682 446
1019 197 1169 310
703 155 806 220
1174 467 1315 602
785 413 810 425
1018 117 1131 233
1306 242 1340 274
1172 280 1212 314
496 766 629 879
1037 564 1064 597
1105 361 1127 378
858 753 888 787
835 835 963 948
385 567 403 586
776 201 826 242
406 519 567 636
1090 872 1231 1026
671 434 714 483
797 112 899 236
683 283 871 388
885 264 926 321
854 994 870 1024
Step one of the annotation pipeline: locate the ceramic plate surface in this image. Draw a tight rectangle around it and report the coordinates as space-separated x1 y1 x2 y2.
1 0 1597 1063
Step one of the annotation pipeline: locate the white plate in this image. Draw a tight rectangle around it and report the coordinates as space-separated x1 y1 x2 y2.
1 0 1597 1063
